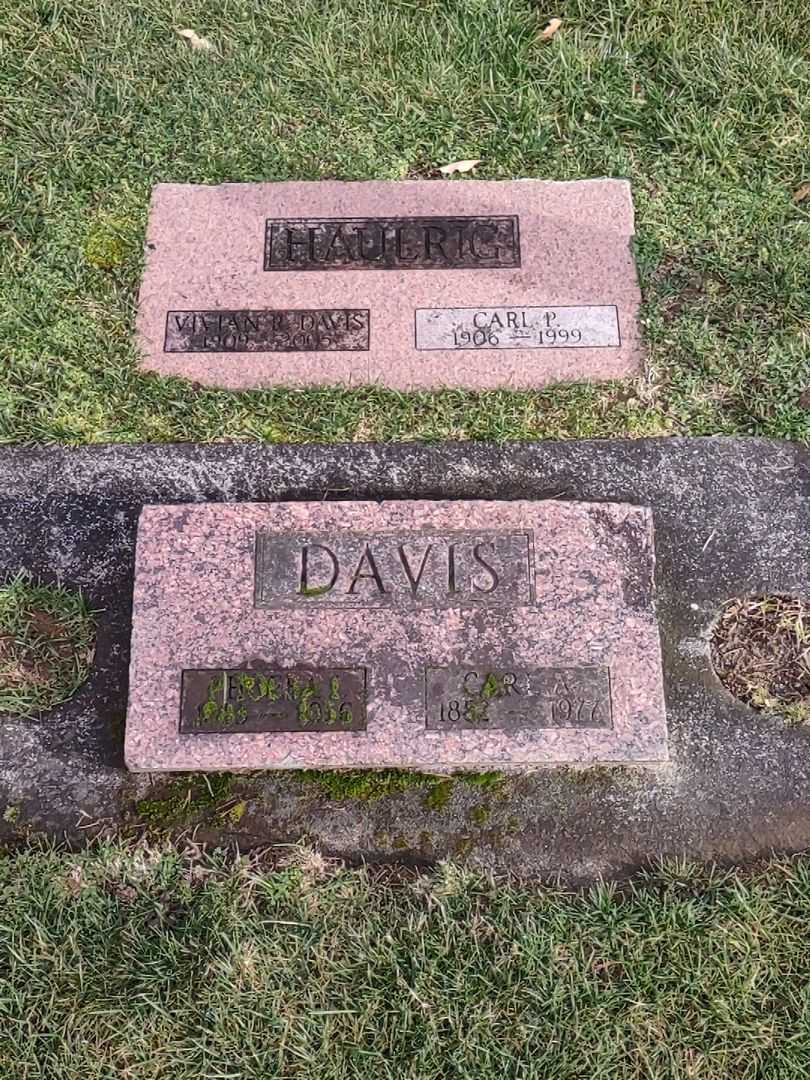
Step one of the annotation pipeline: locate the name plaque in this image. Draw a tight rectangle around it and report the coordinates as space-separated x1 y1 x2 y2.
264 216 521 271
254 530 534 609
164 309 370 353
180 665 367 733
415 305 620 350
425 666 612 731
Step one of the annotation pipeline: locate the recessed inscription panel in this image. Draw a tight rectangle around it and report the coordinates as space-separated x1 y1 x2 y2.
180 666 367 734
416 306 621 350
164 309 370 353
425 666 613 731
264 216 520 271
255 530 533 609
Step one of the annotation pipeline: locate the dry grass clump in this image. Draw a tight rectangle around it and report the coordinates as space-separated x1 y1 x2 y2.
711 595 810 724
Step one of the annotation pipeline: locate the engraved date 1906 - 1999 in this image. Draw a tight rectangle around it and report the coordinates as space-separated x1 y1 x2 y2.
452 309 580 348
415 305 621 351
425 665 612 731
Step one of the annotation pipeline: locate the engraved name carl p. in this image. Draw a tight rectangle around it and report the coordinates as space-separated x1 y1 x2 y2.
255 530 534 609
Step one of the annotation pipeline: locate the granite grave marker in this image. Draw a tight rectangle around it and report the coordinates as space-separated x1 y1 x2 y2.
4 438 810 881
136 180 642 390
124 498 667 771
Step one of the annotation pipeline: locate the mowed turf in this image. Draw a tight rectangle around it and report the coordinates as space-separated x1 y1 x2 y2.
3 843 810 1079
1 0 808 444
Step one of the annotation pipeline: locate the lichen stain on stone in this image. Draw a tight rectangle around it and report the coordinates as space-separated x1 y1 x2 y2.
222 799 247 825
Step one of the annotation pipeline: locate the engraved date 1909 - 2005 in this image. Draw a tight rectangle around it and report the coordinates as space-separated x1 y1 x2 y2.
164 309 370 354
425 665 612 731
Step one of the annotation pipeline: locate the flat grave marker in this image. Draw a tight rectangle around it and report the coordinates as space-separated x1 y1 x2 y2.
136 180 642 390
124 499 667 771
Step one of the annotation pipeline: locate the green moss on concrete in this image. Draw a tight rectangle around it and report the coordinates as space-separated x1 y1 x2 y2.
295 768 506 804
135 774 237 828
424 779 454 811
296 769 440 801
455 771 505 789
784 702 810 727
469 803 491 826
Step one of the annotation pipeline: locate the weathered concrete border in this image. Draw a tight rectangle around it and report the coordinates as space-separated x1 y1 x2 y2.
0 437 807 882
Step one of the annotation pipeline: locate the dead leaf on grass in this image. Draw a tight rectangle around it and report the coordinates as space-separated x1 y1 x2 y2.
539 17 562 41
793 182 810 203
799 388 810 409
438 159 482 176
176 27 215 52
64 864 86 897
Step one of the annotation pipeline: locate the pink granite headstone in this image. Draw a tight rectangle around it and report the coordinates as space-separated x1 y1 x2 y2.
124 499 668 772
135 180 642 390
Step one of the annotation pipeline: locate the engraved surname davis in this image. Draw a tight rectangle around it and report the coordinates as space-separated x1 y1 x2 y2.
255 530 534 609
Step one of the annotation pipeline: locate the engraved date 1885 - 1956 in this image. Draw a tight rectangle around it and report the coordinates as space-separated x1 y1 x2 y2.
180 665 367 734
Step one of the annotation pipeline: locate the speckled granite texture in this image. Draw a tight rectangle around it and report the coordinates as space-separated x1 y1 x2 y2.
125 499 666 771
136 179 642 389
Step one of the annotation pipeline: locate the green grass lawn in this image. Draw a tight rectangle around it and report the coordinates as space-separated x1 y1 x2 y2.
1 0 809 445
4 11 810 1075
2 842 810 1079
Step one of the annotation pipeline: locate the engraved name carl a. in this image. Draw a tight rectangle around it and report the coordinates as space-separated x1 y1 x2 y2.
255 530 533 609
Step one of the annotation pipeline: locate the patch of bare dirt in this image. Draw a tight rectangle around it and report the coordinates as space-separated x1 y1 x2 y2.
0 606 90 698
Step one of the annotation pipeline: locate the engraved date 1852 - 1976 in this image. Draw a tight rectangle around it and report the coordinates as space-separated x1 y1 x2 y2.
425 666 612 731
